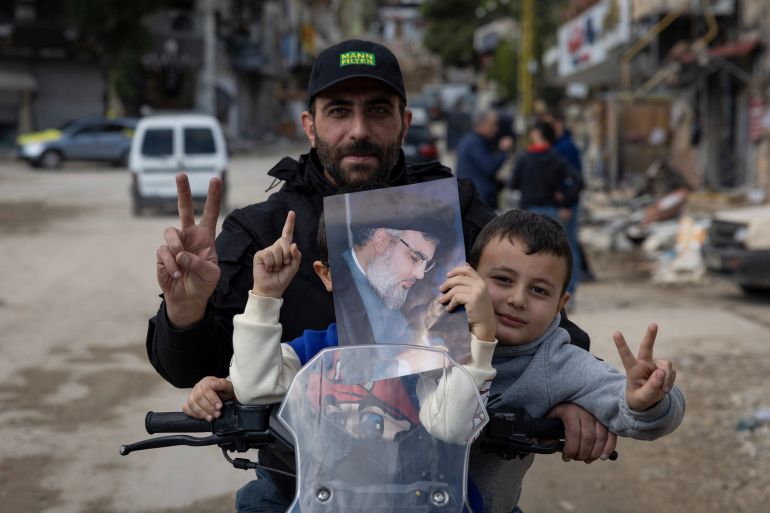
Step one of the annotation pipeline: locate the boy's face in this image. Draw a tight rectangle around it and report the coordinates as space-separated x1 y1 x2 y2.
476 237 570 346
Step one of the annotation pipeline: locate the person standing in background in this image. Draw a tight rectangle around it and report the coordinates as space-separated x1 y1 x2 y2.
456 110 514 209
508 119 582 300
548 111 593 287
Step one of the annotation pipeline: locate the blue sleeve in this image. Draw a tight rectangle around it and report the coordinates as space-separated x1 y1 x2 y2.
466 138 507 179
287 323 339 365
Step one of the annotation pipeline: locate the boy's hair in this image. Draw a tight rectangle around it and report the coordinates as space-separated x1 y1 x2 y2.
317 214 329 262
469 209 573 294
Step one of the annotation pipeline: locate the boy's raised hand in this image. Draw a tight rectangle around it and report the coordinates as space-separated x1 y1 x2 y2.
613 323 676 411
438 264 497 342
251 211 301 299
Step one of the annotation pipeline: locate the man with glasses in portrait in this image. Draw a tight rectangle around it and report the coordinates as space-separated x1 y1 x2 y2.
329 186 461 349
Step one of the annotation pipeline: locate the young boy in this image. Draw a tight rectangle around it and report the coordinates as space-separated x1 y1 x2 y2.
463 209 685 512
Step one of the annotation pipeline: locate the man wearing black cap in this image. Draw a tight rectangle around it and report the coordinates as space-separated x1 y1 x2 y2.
149 39 490 386
148 38 498 510
148 39 613 512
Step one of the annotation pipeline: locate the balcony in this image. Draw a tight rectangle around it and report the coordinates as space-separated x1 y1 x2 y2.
633 0 735 21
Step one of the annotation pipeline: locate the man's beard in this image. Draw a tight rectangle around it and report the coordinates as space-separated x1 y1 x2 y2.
366 245 410 310
315 129 403 188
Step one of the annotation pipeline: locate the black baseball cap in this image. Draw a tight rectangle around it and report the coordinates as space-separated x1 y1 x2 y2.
307 39 406 106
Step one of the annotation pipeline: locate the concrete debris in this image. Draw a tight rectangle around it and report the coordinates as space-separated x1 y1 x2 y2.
579 188 756 285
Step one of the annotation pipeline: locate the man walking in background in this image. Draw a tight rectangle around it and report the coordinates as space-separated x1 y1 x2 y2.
455 109 514 209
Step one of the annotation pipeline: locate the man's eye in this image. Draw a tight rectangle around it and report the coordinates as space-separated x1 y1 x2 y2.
369 106 390 116
328 107 349 117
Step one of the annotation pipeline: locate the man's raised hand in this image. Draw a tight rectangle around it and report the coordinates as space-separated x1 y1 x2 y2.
251 211 301 299
613 323 676 411
156 174 222 328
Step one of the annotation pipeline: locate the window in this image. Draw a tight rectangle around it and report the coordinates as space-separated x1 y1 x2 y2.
184 127 216 155
142 128 174 157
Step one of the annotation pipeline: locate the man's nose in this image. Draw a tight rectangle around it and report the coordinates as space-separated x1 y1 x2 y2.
412 263 426 280
349 110 370 139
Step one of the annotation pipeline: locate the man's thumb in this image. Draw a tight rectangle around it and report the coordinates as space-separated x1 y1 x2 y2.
176 251 192 269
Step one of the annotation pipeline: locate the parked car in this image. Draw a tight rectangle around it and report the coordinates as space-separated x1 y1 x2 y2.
402 124 439 164
129 113 228 216
702 204 770 293
16 117 137 169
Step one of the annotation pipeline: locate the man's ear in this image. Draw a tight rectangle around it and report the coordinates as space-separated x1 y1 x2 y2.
313 260 333 292
301 110 316 148
401 108 412 144
372 228 392 253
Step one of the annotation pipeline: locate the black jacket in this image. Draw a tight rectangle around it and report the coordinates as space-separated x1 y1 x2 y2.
509 148 583 209
146 151 496 388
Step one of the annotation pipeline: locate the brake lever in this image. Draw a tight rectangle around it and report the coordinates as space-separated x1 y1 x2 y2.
120 434 227 455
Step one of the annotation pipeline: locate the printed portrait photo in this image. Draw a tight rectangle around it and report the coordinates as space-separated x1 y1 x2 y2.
323 178 471 362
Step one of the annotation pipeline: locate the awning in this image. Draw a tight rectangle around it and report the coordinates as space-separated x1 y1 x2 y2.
0 69 37 92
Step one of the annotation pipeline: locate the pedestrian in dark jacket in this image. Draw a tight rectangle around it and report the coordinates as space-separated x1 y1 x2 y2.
149 39 608 512
455 109 514 209
509 120 581 211
549 111 591 292
509 119 584 300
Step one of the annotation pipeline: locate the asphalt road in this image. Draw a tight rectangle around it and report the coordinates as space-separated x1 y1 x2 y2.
0 151 768 513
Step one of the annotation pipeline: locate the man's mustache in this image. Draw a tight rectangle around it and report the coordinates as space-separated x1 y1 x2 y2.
339 140 383 158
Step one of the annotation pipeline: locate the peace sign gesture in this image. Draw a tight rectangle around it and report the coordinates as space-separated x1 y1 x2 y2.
251 211 302 299
156 174 222 328
613 323 677 412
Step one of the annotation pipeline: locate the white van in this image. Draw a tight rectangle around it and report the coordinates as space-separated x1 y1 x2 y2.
129 113 228 215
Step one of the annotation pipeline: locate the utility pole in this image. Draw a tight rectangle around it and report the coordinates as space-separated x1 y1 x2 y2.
199 0 216 116
517 0 534 129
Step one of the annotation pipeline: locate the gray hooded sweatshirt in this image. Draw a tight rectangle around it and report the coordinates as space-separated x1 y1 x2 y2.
469 315 686 512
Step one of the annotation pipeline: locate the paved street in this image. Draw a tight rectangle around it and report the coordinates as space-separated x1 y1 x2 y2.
0 151 768 512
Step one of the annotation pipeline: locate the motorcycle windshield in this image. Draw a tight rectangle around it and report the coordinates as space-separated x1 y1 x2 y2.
278 344 488 513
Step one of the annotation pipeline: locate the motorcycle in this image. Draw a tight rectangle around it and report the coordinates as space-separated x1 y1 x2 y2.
121 344 612 512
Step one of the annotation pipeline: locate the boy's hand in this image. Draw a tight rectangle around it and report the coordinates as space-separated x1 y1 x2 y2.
252 211 301 299
438 265 496 342
183 376 234 422
613 323 676 411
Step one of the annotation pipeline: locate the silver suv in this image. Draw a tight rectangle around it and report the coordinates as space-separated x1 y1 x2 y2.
17 117 137 169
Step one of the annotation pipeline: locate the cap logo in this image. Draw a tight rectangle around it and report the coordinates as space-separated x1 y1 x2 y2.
339 51 376 67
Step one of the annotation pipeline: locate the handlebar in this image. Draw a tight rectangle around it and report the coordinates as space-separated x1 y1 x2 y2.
121 402 616 464
120 402 281 463
481 408 618 460
145 412 212 434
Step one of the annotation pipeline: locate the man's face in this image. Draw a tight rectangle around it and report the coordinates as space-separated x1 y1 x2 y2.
477 112 498 139
476 236 570 346
302 78 411 188
366 229 438 310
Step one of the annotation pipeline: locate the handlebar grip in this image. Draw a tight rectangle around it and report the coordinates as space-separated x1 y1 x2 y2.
530 417 566 440
145 412 211 434
531 417 619 460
